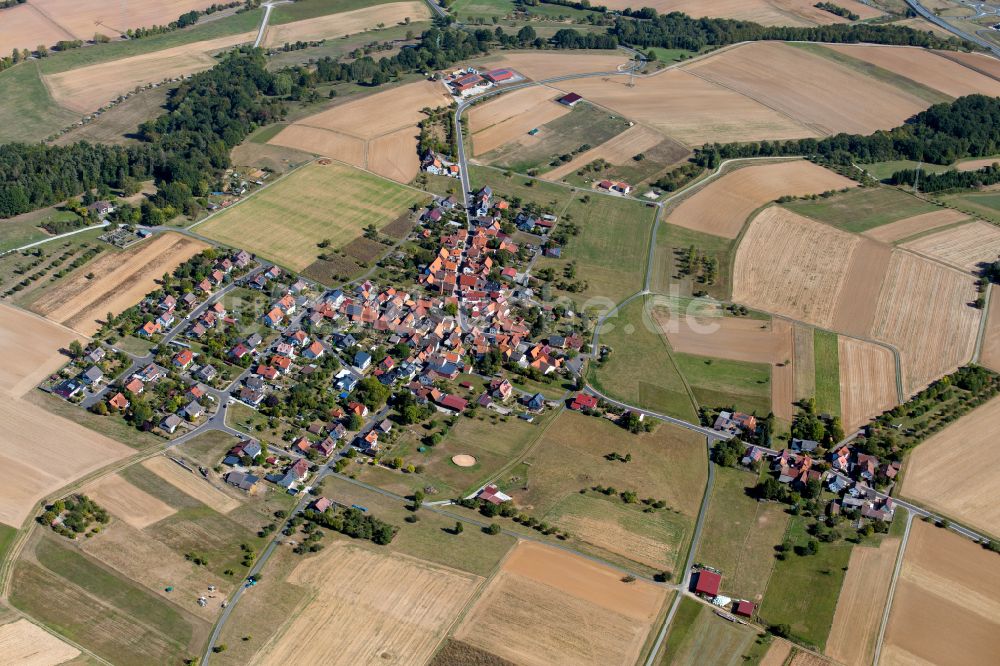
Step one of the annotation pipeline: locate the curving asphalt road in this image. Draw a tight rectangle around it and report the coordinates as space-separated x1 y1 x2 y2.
905 0 1000 56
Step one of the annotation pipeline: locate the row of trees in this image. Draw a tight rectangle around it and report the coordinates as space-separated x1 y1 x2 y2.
890 162 1000 192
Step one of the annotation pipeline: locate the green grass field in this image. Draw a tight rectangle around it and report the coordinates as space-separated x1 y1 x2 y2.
0 62 79 143
469 165 574 210
758 516 853 650
482 102 631 174
266 22 432 70
861 160 950 181
0 208 84 252
695 466 790 601
650 223 736 301
589 296 698 422
658 597 765 666
784 187 939 233
270 0 404 23
674 353 771 417
11 535 201 664
0 524 17 565
814 330 841 418
511 410 706 573
197 161 427 271
451 0 594 20
940 191 1000 225
648 47 702 63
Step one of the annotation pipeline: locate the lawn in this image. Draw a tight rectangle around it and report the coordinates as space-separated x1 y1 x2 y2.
178 429 243 470
940 191 1000 225
784 187 939 233
814 330 841 418
0 61 79 143
0 208 83 252
588 296 698 422
534 191 659 305
658 597 763 666
482 102 632 174
650 223 736 301
695 466 790 602
318 475 516 576
758 515 853 650
10 534 202 664
196 161 428 271
469 165 574 211
509 410 707 573
648 47 702 63
674 353 771 417
860 159 950 181
0 524 16 565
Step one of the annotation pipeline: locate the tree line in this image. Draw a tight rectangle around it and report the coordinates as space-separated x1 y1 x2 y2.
890 162 1000 192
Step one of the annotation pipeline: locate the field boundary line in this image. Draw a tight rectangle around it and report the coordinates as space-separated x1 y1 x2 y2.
973 282 992 363
872 510 913 666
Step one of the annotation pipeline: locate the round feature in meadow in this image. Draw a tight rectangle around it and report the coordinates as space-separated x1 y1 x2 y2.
451 454 477 468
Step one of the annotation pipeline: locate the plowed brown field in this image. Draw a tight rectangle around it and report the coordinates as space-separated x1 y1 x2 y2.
0 619 80 666
667 161 854 238
685 42 929 135
838 337 897 431
32 232 208 336
827 44 1000 99
863 209 969 243
454 541 666 666
549 69 816 146
257 543 479 665
902 220 1000 274
870 252 980 393
826 538 900 666
902 396 1000 535
732 207 858 328
262 2 430 46
268 80 451 182
881 520 1000 666
935 50 1000 81
596 0 880 25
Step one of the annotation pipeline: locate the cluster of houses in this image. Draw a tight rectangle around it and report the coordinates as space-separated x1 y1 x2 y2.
444 67 520 96
52 346 117 401
421 150 460 178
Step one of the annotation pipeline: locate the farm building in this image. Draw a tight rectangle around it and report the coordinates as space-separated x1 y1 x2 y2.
451 72 485 94
484 68 516 83
557 92 582 107
570 393 598 411
597 180 632 195
733 600 756 618
478 484 513 505
692 570 722 598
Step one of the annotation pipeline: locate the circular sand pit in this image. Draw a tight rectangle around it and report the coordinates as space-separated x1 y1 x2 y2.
451 454 477 467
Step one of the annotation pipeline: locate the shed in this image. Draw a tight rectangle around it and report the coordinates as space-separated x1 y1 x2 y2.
692 570 721 597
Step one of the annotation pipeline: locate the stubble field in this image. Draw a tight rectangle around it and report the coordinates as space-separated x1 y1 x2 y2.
829 236 892 338
83 473 177 529
0 4 74 56
869 251 980 394
825 537 900 666
596 0 881 25
454 541 667 666
980 296 1000 373
470 86 569 156
31 232 208 336
901 396 1000 535
901 220 1000 274
474 51 629 81
936 49 1000 80
0 618 80 666
543 124 672 180
256 543 480 665
837 337 897 431
881 520 1000 665
142 456 241 514
667 161 855 238
732 207 858 328
684 42 930 135
197 161 426 271
862 208 969 244
262 2 430 46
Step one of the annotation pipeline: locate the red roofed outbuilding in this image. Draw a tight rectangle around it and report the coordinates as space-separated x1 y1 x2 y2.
734 600 756 618
692 570 721 598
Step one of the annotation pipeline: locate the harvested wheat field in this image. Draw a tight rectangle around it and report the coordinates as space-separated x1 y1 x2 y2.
870 252 980 393
760 638 795 666
979 297 1000 373
455 541 666 666
902 220 1000 274
480 51 629 81
830 237 892 338
263 2 430 46
597 0 880 25
545 124 672 180
33 0 220 43
827 45 1000 99
45 32 253 113
84 473 176 529
733 207 858 328
826 538 900 666
902 396 1000 535
269 80 451 182
0 303 81 399
935 50 1000 81
550 70 815 146
668 161 854 238
881 520 1000 666
0 4 73 56
838 337 897 431
684 42 929 135
142 456 240 514
32 232 208 336
863 208 969 244
0 399 132 527
0 619 80 666
470 87 569 156
80 520 227 620
257 543 479 665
